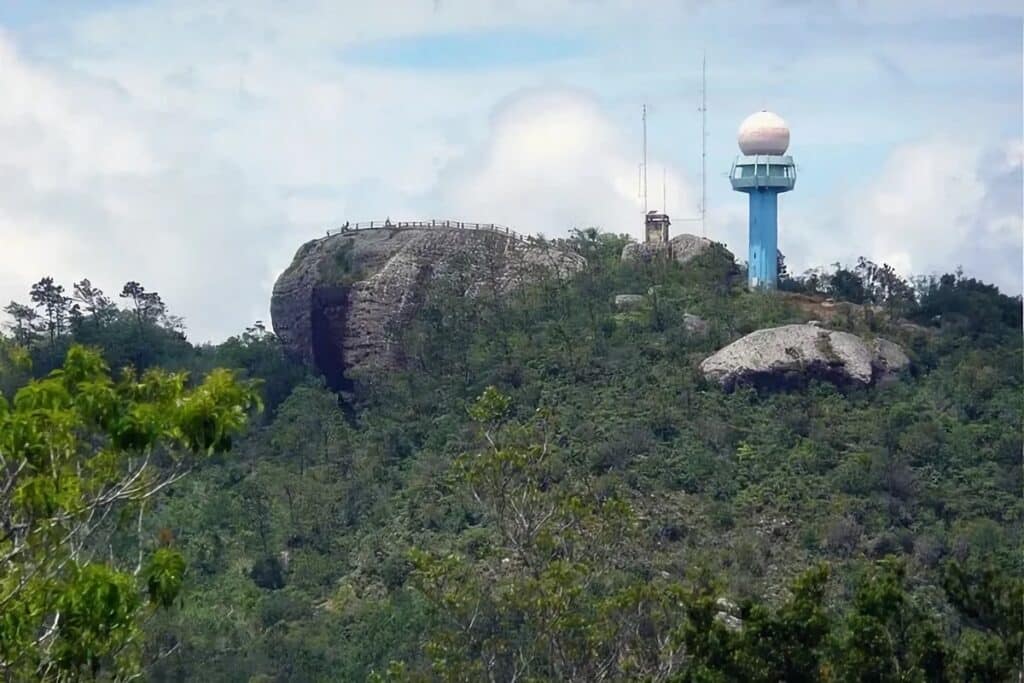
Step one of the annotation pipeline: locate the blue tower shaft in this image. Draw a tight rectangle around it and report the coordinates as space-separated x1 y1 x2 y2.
748 189 779 288
729 153 795 290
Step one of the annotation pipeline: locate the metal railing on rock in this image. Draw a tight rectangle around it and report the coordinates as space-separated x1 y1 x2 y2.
323 219 529 243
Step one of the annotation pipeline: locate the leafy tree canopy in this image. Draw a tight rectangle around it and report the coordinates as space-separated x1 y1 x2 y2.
0 345 260 680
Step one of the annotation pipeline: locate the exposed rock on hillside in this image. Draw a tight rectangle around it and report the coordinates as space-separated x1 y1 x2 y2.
271 227 585 386
613 294 645 310
621 234 730 265
682 313 709 336
700 324 909 390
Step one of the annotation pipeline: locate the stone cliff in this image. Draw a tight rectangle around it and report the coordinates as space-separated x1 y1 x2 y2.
271 226 585 387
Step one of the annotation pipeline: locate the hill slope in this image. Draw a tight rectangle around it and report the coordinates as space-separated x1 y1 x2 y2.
125 232 1024 680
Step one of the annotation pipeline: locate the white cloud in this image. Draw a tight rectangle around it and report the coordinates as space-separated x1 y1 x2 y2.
0 1 1019 344
436 88 698 238
784 138 1023 293
0 30 286 340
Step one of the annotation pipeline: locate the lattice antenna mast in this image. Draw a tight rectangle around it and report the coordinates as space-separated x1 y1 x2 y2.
642 104 649 214
699 52 708 236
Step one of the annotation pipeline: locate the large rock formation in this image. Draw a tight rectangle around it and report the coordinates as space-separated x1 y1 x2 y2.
621 234 729 265
700 324 909 390
271 226 584 386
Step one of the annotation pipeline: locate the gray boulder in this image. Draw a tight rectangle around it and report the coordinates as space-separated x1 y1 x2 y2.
271 226 584 386
700 324 909 390
682 313 709 336
614 294 645 310
621 233 731 266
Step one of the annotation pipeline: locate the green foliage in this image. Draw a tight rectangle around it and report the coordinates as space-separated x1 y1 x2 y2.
731 563 831 682
0 345 259 680
8 233 1017 680
409 391 686 679
914 270 1023 340
829 560 947 682
402 392 1023 680
52 564 141 676
466 385 512 423
144 549 187 608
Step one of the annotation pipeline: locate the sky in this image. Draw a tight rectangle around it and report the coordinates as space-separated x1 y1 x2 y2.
0 0 1021 342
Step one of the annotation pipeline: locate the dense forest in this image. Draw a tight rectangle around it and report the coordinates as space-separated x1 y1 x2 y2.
2 231 1021 681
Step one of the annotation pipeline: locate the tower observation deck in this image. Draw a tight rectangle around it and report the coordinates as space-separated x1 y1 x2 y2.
730 111 796 289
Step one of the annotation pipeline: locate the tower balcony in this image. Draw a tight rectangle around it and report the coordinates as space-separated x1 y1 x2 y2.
730 154 796 192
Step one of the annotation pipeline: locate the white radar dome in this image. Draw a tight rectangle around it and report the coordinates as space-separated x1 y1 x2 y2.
737 110 790 155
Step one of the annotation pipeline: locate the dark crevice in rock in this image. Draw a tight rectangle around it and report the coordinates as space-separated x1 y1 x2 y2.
723 364 866 393
310 285 351 393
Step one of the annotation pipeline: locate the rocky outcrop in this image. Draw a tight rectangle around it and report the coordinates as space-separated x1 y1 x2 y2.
613 294 645 310
271 227 584 386
700 324 909 390
682 313 709 336
621 234 730 266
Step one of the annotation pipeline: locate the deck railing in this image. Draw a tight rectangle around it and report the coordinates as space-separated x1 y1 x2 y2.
323 219 529 243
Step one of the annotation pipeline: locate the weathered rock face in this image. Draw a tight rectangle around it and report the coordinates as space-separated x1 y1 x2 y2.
700 324 909 390
271 227 585 386
621 233 729 265
613 294 645 310
682 313 709 336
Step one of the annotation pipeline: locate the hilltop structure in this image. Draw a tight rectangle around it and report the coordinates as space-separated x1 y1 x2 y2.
644 210 671 244
730 111 796 289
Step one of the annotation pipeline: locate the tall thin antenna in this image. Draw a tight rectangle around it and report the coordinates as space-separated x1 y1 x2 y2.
663 167 667 213
699 52 708 237
642 104 648 215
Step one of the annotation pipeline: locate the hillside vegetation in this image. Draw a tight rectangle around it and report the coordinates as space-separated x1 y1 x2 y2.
2 231 1021 681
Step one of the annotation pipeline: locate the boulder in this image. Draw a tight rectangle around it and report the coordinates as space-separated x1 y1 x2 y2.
621 233 730 266
614 294 645 310
700 323 909 390
271 226 584 386
871 337 911 385
682 313 709 336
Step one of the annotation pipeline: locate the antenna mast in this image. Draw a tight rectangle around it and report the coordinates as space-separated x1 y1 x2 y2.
642 104 648 214
663 167 667 213
699 53 707 237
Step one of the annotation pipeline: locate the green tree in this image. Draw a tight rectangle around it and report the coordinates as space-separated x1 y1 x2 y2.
829 560 948 682
119 281 167 331
3 301 40 347
30 277 72 350
404 388 842 682
409 388 688 681
213 321 306 417
72 279 117 333
943 561 1024 681
0 345 260 680
731 564 831 682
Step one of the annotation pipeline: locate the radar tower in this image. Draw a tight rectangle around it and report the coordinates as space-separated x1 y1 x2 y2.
730 111 796 289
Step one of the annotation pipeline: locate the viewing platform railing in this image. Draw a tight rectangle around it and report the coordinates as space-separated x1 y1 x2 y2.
323 219 529 242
